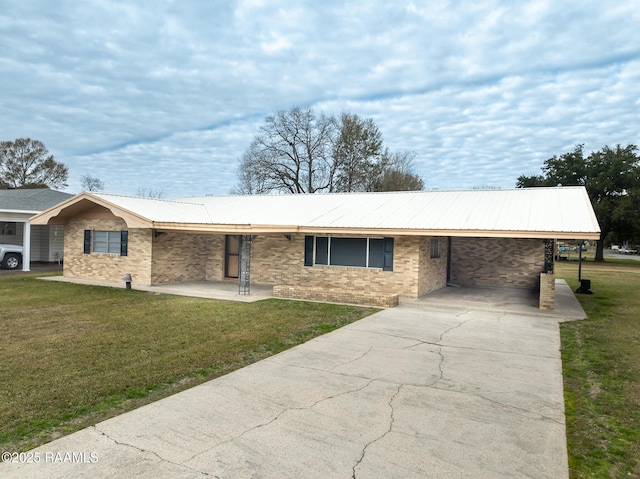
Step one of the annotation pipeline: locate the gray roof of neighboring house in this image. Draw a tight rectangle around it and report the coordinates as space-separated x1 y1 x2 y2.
0 189 74 213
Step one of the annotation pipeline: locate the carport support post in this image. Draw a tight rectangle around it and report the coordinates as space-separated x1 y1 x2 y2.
22 221 30 272
539 239 555 310
238 235 252 295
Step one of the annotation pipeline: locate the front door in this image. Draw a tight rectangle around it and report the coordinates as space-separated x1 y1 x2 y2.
225 235 240 279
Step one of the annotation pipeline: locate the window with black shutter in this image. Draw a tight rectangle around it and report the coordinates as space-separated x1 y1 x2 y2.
83 230 91 254
90 230 128 256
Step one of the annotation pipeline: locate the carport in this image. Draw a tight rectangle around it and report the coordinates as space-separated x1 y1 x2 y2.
0 189 72 271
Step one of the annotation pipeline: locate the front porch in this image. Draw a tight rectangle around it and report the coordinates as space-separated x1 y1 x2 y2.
39 276 274 303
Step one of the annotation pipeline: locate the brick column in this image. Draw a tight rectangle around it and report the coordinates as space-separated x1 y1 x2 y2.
539 272 555 310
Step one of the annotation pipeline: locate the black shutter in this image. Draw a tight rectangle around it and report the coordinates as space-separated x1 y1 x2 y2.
120 231 129 256
304 235 314 266
383 237 394 271
83 230 91 254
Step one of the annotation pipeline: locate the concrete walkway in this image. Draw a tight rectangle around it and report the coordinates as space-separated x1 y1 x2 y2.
1 282 583 479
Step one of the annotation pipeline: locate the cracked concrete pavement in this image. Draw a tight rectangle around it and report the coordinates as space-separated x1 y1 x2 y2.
1 282 584 479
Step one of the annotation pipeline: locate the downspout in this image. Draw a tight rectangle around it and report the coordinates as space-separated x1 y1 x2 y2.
446 236 452 285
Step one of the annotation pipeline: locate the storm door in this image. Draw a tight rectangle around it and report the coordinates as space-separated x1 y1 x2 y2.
225 235 240 279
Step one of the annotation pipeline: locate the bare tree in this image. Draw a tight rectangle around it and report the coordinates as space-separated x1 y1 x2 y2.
81 174 105 192
136 186 166 199
0 138 68 189
235 107 426 194
236 106 337 194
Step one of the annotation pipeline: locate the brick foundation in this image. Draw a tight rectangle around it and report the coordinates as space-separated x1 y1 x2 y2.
273 285 399 308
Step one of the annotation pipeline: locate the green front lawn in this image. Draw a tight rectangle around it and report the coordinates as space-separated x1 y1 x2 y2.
557 262 640 478
0 274 377 452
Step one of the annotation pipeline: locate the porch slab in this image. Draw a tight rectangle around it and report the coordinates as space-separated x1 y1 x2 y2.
39 276 274 303
402 279 585 322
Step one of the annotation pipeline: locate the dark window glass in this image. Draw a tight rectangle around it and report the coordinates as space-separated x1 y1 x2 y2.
330 237 367 267
1 222 17 235
304 235 314 266
430 238 440 258
368 238 384 268
315 236 329 265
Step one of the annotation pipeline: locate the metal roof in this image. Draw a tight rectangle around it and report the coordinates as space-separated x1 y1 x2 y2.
31 187 601 239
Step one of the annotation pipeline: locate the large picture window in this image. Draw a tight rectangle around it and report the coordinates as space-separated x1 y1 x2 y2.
307 236 393 270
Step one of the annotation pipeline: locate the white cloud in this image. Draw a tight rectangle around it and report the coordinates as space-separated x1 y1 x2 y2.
0 0 638 197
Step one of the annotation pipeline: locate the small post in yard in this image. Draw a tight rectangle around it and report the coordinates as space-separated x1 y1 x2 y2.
578 240 583 282
575 240 593 294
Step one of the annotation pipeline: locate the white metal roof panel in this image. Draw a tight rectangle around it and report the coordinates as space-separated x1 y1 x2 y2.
92 194 212 224
43 187 599 238
176 186 600 236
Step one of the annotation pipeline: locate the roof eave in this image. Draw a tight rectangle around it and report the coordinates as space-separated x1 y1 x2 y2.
153 222 601 240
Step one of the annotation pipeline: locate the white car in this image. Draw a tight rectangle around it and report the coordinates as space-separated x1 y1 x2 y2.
618 247 636 254
0 243 23 269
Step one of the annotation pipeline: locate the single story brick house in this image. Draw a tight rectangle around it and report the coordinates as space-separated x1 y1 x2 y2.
30 187 600 309
0 188 73 270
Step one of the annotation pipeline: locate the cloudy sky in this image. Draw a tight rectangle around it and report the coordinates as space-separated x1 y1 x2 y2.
1 1 639 198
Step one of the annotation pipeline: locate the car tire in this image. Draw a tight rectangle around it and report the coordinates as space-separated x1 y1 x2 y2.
2 253 21 270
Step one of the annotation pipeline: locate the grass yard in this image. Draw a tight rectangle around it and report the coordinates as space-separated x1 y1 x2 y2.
557 261 640 478
0 274 377 453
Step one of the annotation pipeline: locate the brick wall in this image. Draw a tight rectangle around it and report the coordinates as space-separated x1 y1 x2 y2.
151 232 213 284
450 237 545 289
64 218 153 284
63 223 550 305
205 235 225 281
250 234 423 298
418 237 448 296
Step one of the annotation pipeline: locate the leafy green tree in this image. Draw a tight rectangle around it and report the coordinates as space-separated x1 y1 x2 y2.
332 113 383 192
368 150 424 192
0 138 68 189
517 144 640 261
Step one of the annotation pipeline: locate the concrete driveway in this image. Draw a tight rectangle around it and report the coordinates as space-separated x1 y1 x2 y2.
1 282 583 479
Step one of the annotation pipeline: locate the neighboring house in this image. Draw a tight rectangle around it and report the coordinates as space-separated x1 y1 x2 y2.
30 187 600 309
0 189 73 271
